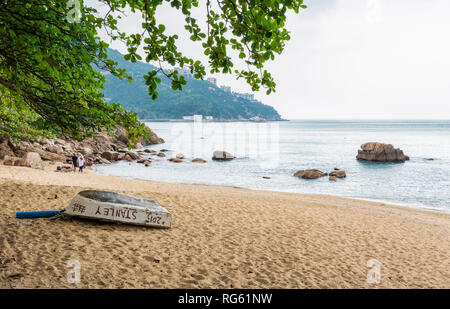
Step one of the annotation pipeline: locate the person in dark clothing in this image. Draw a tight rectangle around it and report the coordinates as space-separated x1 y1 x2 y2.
71 153 78 173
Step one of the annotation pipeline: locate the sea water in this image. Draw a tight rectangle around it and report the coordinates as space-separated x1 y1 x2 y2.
94 120 450 212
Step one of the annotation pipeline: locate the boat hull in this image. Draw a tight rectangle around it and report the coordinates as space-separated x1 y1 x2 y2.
65 190 171 228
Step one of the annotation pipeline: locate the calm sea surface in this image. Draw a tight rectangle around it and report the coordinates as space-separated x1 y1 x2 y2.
94 120 450 212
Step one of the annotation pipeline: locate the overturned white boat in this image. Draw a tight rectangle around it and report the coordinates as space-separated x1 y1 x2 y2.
65 190 171 228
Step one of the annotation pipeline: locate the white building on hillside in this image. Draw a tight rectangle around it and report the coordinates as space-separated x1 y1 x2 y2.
174 67 193 78
233 92 254 100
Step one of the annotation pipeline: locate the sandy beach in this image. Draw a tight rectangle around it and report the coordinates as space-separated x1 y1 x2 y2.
0 163 448 289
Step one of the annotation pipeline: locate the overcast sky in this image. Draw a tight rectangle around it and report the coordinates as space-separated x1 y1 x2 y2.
94 0 450 119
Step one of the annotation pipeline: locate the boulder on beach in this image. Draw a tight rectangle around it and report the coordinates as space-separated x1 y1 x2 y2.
2 125 164 171
192 158 206 163
46 144 63 154
80 146 93 156
35 149 65 162
25 152 43 169
14 158 27 167
0 137 16 159
124 154 133 161
99 158 111 164
293 169 327 179
356 142 409 162
3 155 15 166
102 151 119 162
212 151 235 161
54 138 66 146
329 170 346 178
127 151 139 160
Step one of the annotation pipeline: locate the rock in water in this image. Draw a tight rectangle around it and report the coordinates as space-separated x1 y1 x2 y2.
293 169 327 179
25 152 43 169
329 176 337 181
176 154 184 159
124 154 133 161
356 142 409 162
126 151 140 160
99 158 111 164
168 158 183 163
192 158 206 163
212 151 235 161
329 170 346 178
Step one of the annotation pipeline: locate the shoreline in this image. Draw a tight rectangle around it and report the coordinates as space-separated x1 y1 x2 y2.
92 166 449 215
140 119 288 123
0 163 449 288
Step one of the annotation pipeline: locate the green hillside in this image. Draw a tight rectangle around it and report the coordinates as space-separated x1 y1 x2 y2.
102 49 281 120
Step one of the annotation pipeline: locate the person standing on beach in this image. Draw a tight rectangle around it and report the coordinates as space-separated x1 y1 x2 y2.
71 153 78 173
78 154 85 173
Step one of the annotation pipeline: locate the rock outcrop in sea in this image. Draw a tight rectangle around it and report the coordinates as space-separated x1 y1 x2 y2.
293 169 327 179
212 151 235 161
329 170 346 178
356 142 409 163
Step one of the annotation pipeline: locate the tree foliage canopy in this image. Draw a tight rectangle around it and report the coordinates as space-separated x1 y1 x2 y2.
0 0 306 142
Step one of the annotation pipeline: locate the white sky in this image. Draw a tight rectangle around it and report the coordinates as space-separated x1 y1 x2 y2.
93 0 450 119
